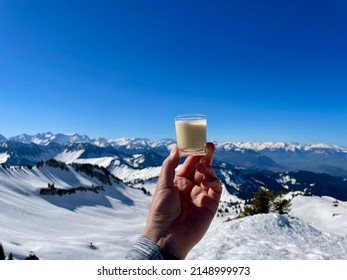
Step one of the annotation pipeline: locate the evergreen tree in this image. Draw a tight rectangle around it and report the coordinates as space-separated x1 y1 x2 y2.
0 243 5 260
242 205 256 216
48 182 55 190
8 252 13 260
253 188 274 214
25 252 39 260
239 188 292 218
273 197 292 214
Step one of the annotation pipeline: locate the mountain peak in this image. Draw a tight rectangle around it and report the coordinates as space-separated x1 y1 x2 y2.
0 134 8 143
8 132 91 146
217 141 347 153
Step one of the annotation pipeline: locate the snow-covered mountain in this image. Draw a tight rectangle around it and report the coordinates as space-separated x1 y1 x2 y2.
1 160 346 260
4 132 347 152
2 133 347 177
0 161 151 260
0 134 7 143
1 132 347 200
0 141 63 166
1 132 347 259
9 132 92 146
220 141 346 152
215 141 347 177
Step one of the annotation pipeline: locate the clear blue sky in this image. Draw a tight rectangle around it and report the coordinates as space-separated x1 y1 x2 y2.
0 0 346 146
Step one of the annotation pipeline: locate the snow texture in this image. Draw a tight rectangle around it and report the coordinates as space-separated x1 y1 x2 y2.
1 164 346 260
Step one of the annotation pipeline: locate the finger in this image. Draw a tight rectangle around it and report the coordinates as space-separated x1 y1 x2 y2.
196 162 217 178
176 155 202 179
191 177 221 216
156 146 180 191
176 142 215 178
200 142 215 166
201 176 222 193
203 186 222 216
194 162 217 183
200 175 222 208
208 184 222 204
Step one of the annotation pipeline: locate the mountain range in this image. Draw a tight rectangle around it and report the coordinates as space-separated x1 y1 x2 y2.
1 132 347 201
1 132 347 174
1 132 347 260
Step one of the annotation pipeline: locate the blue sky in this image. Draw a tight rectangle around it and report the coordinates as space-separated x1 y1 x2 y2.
0 0 346 146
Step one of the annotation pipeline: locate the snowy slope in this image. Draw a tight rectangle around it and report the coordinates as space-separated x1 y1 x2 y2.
290 195 347 236
188 212 347 260
0 164 151 260
188 194 347 260
1 133 347 260
1 160 347 260
54 149 86 163
0 152 10 164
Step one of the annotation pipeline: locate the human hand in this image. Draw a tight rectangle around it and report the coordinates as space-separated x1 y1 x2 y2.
143 142 222 259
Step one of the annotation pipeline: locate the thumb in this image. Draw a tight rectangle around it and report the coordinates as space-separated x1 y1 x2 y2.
156 146 179 190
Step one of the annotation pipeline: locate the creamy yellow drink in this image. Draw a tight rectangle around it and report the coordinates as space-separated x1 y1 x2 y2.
175 115 207 156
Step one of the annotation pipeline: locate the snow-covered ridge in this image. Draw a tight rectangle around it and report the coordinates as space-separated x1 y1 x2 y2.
216 141 347 153
188 211 347 260
0 152 10 164
0 162 152 260
7 132 92 146
1 160 346 259
0 134 7 143
1 134 347 259
1 133 347 180
1 132 345 152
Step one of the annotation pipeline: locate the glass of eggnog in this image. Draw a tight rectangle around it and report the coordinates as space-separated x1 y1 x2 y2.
175 114 207 156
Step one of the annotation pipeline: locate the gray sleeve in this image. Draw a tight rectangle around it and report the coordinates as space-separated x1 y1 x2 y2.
124 235 164 260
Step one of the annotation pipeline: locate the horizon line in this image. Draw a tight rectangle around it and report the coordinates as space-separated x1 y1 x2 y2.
0 131 346 148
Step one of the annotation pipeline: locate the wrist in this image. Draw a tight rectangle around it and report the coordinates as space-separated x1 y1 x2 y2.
143 228 187 260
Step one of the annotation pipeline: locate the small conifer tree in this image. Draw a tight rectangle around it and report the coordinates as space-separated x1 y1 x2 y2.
273 196 292 214
253 188 274 214
239 188 292 218
0 243 5 260
25 252 39 260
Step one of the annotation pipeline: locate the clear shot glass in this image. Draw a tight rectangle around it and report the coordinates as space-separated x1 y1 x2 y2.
175 114 207 156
